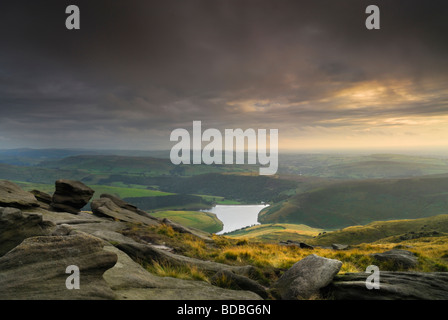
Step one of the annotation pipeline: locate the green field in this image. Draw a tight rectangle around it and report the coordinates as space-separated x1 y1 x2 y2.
14 181 174 200
225 223 323 243
151 210 223 233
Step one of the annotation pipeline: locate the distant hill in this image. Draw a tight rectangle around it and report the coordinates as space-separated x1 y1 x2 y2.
310 214 448 246
149 173 298 203
224 215 448 247
0 148 170 166
278 153 448 178
259 175 448 229
39 155 259 177
308 160 448 179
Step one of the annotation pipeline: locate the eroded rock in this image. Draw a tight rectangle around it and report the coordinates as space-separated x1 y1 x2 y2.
326 271 448 300
272 254 342 300
0 180 39 209
91 197 159 226
0 233 118 300
0 207 54 256
103 246 262 300
51 179 95 214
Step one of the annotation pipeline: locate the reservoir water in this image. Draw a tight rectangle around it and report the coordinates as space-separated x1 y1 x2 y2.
203 204 269 235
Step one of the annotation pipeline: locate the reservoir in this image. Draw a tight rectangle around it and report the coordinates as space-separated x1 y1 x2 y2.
204 204 269 235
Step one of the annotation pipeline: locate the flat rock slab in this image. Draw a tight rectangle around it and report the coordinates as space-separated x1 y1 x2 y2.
0 233 118 300
0 207 54 256
103 246 262 300
91 198 159 226
327 271 448 300
0 180 39 209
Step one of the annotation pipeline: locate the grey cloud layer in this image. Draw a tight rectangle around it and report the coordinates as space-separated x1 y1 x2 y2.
0 0 447 148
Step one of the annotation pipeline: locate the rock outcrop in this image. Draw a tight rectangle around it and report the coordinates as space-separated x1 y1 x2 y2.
326 271 448 300
0 233 118 299
0 180 39 209
279 240 314 249
332 243 349 250
103 246 262 300
51 179 95 214
0 207 54 256
0 180 266 300
100 193 150 216
30 189 53 210
272 254 342 300
91 197 159 226
2 179 447 301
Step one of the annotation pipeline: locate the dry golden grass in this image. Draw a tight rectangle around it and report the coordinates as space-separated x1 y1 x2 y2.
122 223 448 287
145 261 210 282
183 233 448 274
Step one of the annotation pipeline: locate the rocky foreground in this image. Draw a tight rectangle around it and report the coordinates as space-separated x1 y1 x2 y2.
1 179 447 300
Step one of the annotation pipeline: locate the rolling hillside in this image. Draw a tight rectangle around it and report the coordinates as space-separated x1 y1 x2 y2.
223 215 448 247
259 175 448 229
310 214 448 246
279 153 448 178
39 155 259 177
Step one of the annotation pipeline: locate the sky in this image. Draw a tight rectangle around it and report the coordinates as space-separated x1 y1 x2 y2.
0 0 447 152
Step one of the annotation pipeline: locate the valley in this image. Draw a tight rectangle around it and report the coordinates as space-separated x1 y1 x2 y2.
1 148 448 300
2 148 448 256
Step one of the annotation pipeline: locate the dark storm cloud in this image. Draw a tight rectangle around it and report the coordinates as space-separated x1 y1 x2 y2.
0 0 447 149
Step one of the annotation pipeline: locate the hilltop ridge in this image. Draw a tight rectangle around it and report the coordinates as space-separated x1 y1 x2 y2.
1 179 448 300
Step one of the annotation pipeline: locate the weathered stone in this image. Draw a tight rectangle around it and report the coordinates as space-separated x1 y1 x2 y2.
326 271 448 300
272 254 342 300
100 194 149 216
103 246 262 300
116 241 255 277
0 233 118 300
30 189 52 205
0 207 54 256
91 197 159 226
51 180 95 214
0 180 39 209
372 249 418 269
332 243 349 250
279 240 314 249
51 223 74 236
